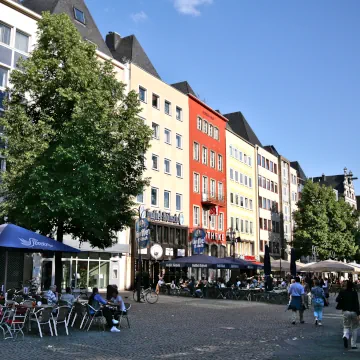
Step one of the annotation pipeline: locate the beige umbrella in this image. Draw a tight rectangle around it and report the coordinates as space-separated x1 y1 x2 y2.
301 259 355 272
271 259 304 272
347 263 360 274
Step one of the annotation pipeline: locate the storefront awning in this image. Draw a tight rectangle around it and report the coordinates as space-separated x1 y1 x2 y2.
160 255 241 269
63 237 130 254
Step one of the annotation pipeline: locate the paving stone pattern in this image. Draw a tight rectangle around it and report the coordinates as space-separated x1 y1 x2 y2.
1 294 359 359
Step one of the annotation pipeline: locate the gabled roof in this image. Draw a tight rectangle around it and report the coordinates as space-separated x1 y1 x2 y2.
263 145 280 157
21 0 112 57
106 32 161 79
312 175 346 195
223 111 262 147
171 81 196 96
290 161 307 180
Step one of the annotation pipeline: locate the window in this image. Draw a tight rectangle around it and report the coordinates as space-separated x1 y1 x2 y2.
244 154 247 164
274 164 278 174
152 93 159 109
164 159 171 174
0 23 11 45
240 173 243 184
240 196 244 207
270 161 273 172
241 220 244 233
139 86 147 102
202 146 207 165
245 220 249 234
203 209 208 228
267 179 270 190
136 192 144 203
235 194 239 206
203 120 208 133
257 154 261 165
264 219 268 230
259 196 262 208
152 154 159 170
218 182 223 200
202 176 208 195
210 151 215 168
197 116 202 130
262 198 266 209
193 142 200 161
210 215 216 229
245 198 248 209
250 222 253 235
176 163 183 178
176 107 182 121
229 145 233 157
262 177 266 188
230 192 234 204
164 128 171 144
244 175 248 187
230 217 234 229
208 124 213 137
268 220 272 231
218 154 223 171
260 218 263 229
176 134 182 149
249 199 253 210
219 213 224 230
164 100 171 115
267 199 271 210
214 127 219 140
74 7 85 24
193 206 200 226
249 177 252 188
151 187 158 206
193 173 200 192
262 156 265 167
230 168 234 180
0 67 8 88
176 194 182 211
248 156 252 167
266 159 270 170
152 122 159 139
210 179 216 197
234 148 238 159
235 171 239 183
239 151 243 162
15 31 29 53
164 190 171 209
271 181 274 192
235 218 239 231
274 183 278 193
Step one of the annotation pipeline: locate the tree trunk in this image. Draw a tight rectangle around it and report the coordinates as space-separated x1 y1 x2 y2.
55 220 64 292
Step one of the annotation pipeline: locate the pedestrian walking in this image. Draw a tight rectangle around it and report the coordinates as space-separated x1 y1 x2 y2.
336 280 360 349
311 280 326 326
288 276 305 325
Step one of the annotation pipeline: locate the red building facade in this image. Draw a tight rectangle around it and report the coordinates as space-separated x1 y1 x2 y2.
188 94 227 257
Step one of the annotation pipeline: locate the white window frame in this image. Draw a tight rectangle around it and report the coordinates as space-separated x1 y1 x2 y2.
218 182 223 200
203 209 208 228
235 171 239 183
164 190 171 210
15 29 30 53
202 146 208 165
197 116 202 130
210 179 216 198
210 215 216 230
208 124 213 137
193 172 200 193
152 122 159 139
0 22 12 46
203 120 208 133
230 168 234 180
176 193 182 211
151 187 159 207
152 93 160 109
210 150 215 168
219 213 224 231
164 128 171 144
176 106 182 121
214 127 219 140
139 86 147 103
176 133 182 149
176 163 183 178
152 154 159 171
229 145 233 157
218 154 223 171
193 142 200 161
202 176 208 195
164 100 171 115
193 206 200 226
164 158 171 175
136 192 144 203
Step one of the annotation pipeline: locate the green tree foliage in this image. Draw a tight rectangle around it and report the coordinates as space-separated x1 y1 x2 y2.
293 180 358 260
0 13 151 251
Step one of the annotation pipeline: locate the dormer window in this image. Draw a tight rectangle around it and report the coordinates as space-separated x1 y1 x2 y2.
74 8 85 24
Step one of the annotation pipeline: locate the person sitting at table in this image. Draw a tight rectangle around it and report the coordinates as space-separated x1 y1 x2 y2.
60 287 75 307
45 285 58 305
88 287 120 333
110 289 126 313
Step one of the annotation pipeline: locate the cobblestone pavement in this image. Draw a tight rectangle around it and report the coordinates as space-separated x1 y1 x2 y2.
1 293 359 359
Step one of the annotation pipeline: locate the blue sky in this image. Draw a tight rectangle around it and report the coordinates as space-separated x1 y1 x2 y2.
87 0 360 191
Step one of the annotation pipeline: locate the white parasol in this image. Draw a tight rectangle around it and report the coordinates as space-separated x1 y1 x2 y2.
301 259 356 272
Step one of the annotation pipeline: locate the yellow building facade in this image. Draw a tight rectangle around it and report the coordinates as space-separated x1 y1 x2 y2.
226 128 258 259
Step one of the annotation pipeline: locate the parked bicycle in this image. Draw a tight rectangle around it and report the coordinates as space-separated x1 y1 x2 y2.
133 287 159 304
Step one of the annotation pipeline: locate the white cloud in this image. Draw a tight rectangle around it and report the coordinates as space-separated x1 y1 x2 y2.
131 11 148 23
173 0 213 16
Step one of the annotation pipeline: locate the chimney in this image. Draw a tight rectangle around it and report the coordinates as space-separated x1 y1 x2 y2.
344 167 348 175
106 32 121 51
322 173 326 181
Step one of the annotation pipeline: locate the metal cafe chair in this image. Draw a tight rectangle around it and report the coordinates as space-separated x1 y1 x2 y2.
52 306 70 336
83 304 105 332
0 304 13 339
30 307 54 338
71 302 88 329
4 306 29 339
119 303 131 329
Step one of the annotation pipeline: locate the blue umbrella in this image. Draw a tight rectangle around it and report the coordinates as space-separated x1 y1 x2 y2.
0 224 81 252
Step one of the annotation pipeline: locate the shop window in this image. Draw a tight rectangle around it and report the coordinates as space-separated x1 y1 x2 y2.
157 225 163 243
175 229 180 245
164 227 169 244
170 228 174 244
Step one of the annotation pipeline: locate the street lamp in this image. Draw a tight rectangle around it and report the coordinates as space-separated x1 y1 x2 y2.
226 228 237 259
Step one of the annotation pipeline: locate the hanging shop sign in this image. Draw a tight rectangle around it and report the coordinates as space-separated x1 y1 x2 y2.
146 210 183 225
135 218 150 249
177 249 185 257
165 248 174 256
150 244 163 260
192 228 206 255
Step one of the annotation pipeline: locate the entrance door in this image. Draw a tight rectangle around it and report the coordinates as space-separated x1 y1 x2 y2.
41 258 55 290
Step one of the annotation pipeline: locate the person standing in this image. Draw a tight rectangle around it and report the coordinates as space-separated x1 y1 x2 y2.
336 281 360 349
288 277 305 325
311 280 326 326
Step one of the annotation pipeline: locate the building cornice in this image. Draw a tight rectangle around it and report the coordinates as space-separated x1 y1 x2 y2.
188 94 228 123
1 0 41 20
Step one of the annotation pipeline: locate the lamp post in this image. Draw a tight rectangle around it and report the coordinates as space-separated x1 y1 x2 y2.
226 228 237 259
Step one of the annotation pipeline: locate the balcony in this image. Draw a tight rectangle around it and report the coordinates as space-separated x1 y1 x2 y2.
201 192 226 207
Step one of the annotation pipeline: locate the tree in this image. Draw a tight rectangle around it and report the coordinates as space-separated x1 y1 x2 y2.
0 13 152 288
293 180 358 260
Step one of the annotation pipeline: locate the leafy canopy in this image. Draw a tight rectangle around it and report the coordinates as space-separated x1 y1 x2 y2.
0 12 152 248
293 180 358 260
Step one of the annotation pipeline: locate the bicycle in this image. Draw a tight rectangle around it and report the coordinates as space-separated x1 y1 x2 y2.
133 287 159 304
